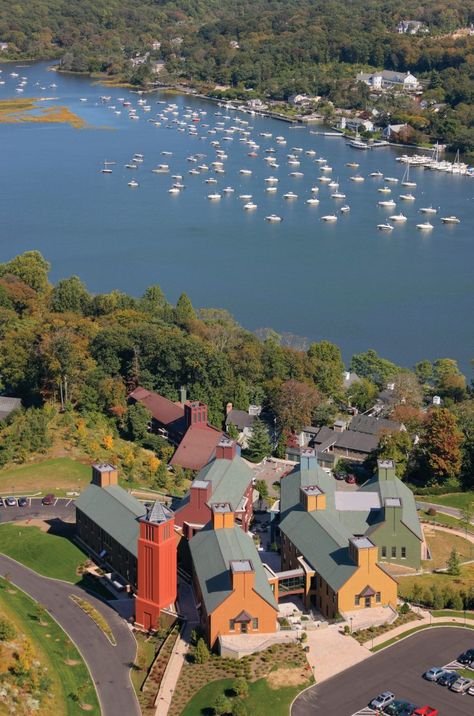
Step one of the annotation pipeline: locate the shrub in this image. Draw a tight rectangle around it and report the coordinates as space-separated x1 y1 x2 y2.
232 677 249 698
427 507 437 516
213 693 232 715
232 700 248 716
399 602 410 615
194 638 210 664
0 618 16 641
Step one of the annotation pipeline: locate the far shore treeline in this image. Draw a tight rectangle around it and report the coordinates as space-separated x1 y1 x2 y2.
0 250 472 494
0 0 474 152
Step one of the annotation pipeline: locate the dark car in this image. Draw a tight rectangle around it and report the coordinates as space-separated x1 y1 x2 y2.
458 648 474 665
42 493 55 506
17 496 28 507
383 701 418 716
437 670 458 687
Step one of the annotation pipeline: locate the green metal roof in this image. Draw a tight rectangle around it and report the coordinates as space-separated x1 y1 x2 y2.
75 484 146 557
194 455 253 511
189 525 278 615
360 473 423 540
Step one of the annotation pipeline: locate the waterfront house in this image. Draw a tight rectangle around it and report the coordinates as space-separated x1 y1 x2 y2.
356 70 419 92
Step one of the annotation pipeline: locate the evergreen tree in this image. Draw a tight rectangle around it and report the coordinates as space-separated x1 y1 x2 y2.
246 419 271 463
447 547 461 576
194 638 210 664
175 292 196 324
232 678 249 699
232 700 247 716
126 402 152 443
213 694 231 716
226 422 239 440
50 276 90 314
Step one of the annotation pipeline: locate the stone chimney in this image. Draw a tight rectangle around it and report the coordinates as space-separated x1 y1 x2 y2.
184 400 208 429
92 463 119 488
215 436 237 461
300 485 326 512
211 503 235 529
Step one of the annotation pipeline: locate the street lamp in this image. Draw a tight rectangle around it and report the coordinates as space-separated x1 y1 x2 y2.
350 617 353 633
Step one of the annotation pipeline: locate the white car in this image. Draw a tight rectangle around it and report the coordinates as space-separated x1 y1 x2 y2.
369 691 394 709
424 667 445 682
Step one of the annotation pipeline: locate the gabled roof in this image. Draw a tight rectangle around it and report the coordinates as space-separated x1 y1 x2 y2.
189 524 278 614
349 415 402 436
360 472 423 541
225 409 255 431
129 386 185 433
170 424 223 471
75 483 146 557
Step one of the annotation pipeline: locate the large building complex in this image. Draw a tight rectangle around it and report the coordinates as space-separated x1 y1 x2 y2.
75 463 177 630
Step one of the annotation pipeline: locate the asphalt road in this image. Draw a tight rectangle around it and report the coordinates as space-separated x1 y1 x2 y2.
419 501 474 525
0 497 75 524
0 545 140 716
292 627 474 716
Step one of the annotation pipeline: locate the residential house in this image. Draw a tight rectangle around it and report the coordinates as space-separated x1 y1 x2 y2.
338 117 374 133
174 438 254 538
128 387 224 471
397 21 429 35
189 505 278 649
0 42 8 52
356 70 419 92
0 396 22 422
277 452 420 617
225 403 261 447
382 123 412 140
75 464 177 630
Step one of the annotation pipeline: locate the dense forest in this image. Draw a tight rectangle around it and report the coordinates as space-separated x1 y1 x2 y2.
1 1 474 149
0 251 472 493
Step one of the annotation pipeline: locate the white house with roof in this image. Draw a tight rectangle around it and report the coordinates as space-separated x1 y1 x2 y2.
356 70 420 92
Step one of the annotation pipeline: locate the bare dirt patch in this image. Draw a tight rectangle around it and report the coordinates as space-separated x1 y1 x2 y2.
266 667 309 689
64 659 81 666
14 518 50 532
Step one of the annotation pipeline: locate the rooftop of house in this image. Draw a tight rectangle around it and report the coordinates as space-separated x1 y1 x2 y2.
189 523 278 615
348 414 402 435
311 424 379 455
0 396 22 421
176 452 253 514
225 409 256 431
128 386 186 433
170 423 224 471
75 483 147 557
279 456 420 592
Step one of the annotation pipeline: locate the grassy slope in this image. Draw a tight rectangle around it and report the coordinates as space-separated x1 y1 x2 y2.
399 564 474 598
0 524 85 583
0 457 90 496
418 493 474 510
0 578 100 715
423 530 474 569
180 677 308 716
419 509 474 535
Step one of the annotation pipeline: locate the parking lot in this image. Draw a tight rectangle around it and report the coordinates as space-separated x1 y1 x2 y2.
0 497 75 524
292 627 473 716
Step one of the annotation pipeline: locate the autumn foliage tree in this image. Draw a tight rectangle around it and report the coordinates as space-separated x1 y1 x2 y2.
272 380 321 432
421 408 463 485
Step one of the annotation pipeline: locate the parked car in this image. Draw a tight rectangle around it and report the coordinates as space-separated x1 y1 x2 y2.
458 648 474 665
468 683 474 696
412 708 439 716
424 667 445 682
17 496 28 507
450 676 473 693
42 494 55 506
345 473 356 484
369 692 395 710
5 496 17 507
0 497 4 507
383 700 417 716
437 670 458 687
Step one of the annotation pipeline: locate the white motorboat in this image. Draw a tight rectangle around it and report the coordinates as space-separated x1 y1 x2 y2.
265 214 282 222
205 178 218 184
311 186 319 193
370 171 383 177
318 176 331 183
222 187 235 193
239 194 252 200
419 207 437 214
378 199 396 207
346 162 359 168
168 187 181 194
378 186 391 193
265 176 279 183
389 214 407 222
128 179 139 187
244 202 257 210
350 175 364 182
340 205 350 213
321 214 338 221
152 164 169 173
331 191 346 199
306 198 320 205
384 177 399 183
377 223 394 231
283 192 298 200
289 172 304 177
416 221 433 230
207 193 221 200
125 163 138 169
239 169 252 175
400 193 416 201
265 186 277 193
441 216 461 224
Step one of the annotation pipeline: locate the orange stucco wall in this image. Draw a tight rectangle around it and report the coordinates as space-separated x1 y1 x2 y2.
208 571 277 647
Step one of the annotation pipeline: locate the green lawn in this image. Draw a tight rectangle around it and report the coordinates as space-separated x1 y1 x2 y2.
0 457 91 497
419 510 474 535
422 530 474 569
399 563 474 599
180 676 310 716
431 610 474 620
0 577 100 715
418 492 474 511
371 622 474 652
0 523 86 583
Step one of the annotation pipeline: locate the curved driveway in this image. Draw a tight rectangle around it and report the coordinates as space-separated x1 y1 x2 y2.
292 627 473 716
0 509 140 716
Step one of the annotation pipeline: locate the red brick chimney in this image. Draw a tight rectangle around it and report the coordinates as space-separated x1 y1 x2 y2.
215 437 237 460
184 401 208 429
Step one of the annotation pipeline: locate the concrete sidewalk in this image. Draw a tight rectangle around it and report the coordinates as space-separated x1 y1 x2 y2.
154 580 199 716
305 625 371 683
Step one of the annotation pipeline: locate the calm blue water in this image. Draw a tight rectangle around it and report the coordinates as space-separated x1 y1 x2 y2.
0 62 473 371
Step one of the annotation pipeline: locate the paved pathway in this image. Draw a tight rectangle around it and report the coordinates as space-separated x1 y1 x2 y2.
0 554 140 716
305 625 371 683
154 580 199 716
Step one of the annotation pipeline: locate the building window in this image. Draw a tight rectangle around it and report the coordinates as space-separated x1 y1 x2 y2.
381 546 387 558
391 546 396 558
376 592 381 603
252 618 259 630
229 620 235 631
354 595 360 606
401 547 406 559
